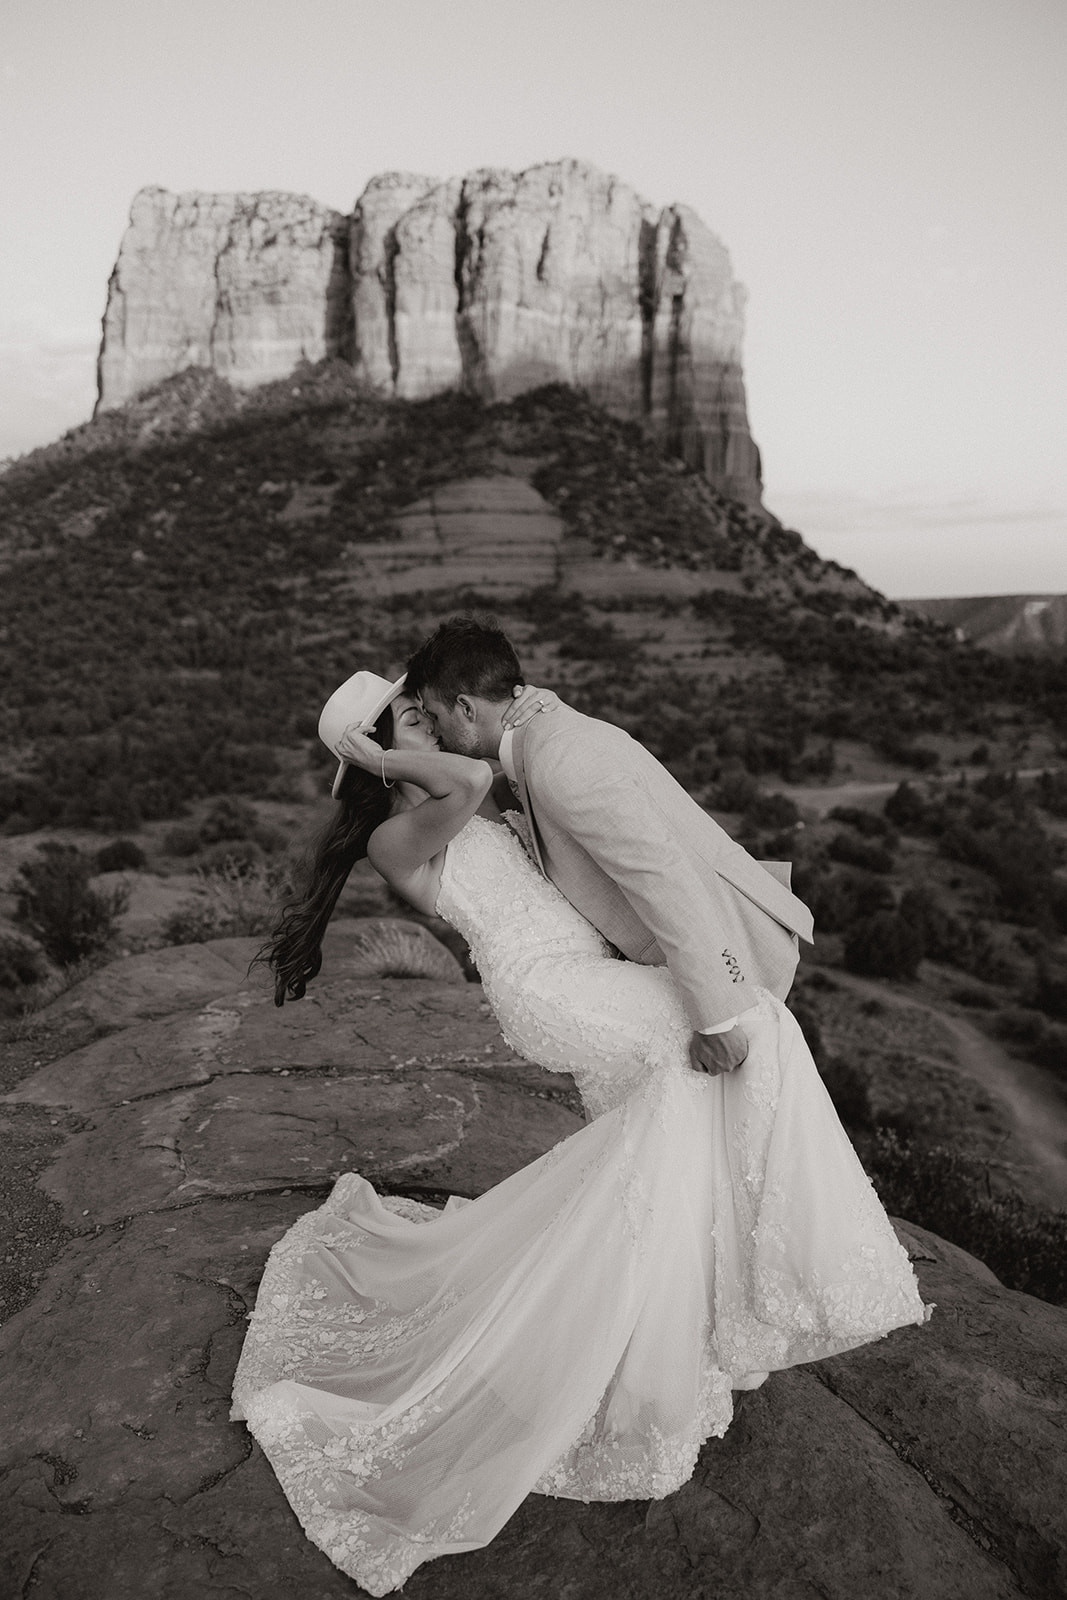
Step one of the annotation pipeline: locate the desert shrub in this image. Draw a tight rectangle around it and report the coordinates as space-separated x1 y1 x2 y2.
162 824 202 857
200 795 259 843
883 781 928 832
162 858 285 945
843 909 924 981
828 806 897 843
0 933 49 1017
993 1007 1048 1047
709 763 760 813
351 923 461 981
197 837 264 876
1031 955 1067 1020
744 791 800 831
827 830 895 874
1035 768 1067 819
950 984 999 1010
898 886 998 977
253 822 287 855
864 1129 1067 1305
1031 1024 1067 1075
991 1007 1067 1080
792 858 894 935
96 837 146 871
13 843 129 966
876 737 940 771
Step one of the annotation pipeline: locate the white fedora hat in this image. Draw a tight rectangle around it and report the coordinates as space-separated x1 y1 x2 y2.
318 670 407 799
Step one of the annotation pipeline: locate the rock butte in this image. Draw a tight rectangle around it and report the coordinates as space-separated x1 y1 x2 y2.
1 932 1065 1598
96 159 764 505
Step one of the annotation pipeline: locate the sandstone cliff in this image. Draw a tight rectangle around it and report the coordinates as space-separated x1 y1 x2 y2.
96 161 764 504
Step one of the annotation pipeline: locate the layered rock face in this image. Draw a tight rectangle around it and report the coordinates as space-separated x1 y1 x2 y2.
97 161 763 503
97 189 352 405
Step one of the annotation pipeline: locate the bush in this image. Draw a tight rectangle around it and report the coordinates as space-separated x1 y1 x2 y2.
162 824 202 857
1031 955 1067 1020
13 843 129 966
864 1129 1067 1305
0 932 49 1017
793 861 893 935
710 763 759 812
1031 1024 1067 1075
950 984 999 1010
899 886 998 978
198 837 264 876
96 837 146 872
162 857 284 945
828 830 895 874
828 806 897 842
200 795 259 843
883 781 928 832
351 922 463 981
744 791 800 831
843 909 924 981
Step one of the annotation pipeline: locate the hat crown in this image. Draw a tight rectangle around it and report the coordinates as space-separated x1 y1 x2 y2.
318 670 404 757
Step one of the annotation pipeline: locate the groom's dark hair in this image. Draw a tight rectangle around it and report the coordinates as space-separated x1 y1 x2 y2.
406 615 523 708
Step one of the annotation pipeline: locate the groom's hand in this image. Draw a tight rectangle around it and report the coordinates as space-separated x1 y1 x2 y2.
688 1026 747 1076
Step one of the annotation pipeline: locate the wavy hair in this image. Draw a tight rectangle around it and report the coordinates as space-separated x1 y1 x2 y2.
261 705 395 1005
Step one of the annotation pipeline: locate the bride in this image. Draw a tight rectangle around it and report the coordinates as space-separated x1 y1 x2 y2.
231 669 928 1596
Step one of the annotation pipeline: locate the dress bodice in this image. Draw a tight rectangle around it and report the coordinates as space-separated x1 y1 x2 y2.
435 813 686 1116
436 813 611 983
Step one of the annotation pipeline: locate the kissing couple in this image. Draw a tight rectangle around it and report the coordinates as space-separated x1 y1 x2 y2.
231 614 928 1596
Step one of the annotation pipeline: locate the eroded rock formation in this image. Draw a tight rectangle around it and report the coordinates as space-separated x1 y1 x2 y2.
96 161 763 503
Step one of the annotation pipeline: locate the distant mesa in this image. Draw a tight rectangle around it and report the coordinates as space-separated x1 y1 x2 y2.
95 160 764 505
901 594 1067 657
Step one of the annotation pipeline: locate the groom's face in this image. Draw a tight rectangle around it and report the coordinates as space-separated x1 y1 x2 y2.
418 688 487 757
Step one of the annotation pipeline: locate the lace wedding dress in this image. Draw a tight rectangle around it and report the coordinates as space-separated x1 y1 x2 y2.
231 814 928 1595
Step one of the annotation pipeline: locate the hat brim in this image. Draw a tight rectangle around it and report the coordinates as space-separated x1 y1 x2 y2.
331 674 408 798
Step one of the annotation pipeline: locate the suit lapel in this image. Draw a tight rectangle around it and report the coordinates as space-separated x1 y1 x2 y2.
511 723 547 875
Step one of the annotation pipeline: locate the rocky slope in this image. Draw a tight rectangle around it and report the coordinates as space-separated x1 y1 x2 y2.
1 937 1064 1599
95 160 763 503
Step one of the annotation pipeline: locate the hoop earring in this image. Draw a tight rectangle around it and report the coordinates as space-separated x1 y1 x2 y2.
381 752 395 789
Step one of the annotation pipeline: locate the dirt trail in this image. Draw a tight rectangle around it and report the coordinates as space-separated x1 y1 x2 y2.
830 970 1067 1211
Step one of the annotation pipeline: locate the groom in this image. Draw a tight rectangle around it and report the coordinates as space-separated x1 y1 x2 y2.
405 616 814 1076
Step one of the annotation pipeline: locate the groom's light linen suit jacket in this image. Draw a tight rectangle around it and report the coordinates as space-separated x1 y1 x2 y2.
511 703 815 1030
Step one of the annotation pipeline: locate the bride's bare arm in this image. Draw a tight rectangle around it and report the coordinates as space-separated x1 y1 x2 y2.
334 726 492 898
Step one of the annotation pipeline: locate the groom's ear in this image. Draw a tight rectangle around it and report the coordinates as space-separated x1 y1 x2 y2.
454 694 478 723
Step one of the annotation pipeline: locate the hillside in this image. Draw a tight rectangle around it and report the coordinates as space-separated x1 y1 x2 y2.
2 365 1062 833
2 368 1066 1300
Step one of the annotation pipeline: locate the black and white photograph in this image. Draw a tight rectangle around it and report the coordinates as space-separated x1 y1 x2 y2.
1 3 1064 1596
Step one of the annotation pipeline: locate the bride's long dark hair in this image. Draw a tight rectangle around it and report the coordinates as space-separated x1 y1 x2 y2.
263 705 396 1006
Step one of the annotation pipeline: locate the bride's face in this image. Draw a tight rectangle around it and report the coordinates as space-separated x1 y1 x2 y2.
389 694 440 753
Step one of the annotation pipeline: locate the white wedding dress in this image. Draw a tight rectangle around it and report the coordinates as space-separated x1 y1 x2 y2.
231 814 928 1595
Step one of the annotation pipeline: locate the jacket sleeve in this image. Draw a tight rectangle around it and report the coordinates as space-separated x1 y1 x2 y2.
533 752 750 1029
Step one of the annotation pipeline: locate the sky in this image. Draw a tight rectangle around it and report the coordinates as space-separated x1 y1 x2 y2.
1 0 1064 598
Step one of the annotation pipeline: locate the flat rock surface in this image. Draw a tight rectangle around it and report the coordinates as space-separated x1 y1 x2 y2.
2 939 1065 1599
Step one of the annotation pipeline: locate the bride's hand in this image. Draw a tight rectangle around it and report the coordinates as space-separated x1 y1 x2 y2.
335 722 387 773
501 683 560 729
